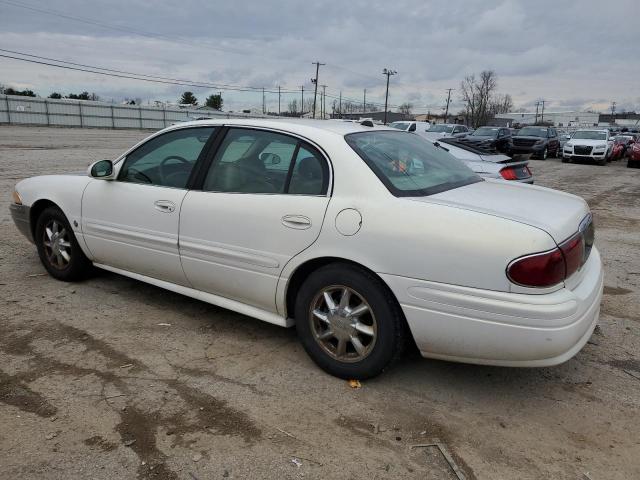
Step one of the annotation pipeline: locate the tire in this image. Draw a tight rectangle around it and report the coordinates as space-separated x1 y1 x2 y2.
597 157 607 166
561 156 570 163
540 147 548 160
294 263 406 379
35 206 92 281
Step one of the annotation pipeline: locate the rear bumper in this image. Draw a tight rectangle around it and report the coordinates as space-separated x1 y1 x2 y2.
381 248 603 367
9 203 33 243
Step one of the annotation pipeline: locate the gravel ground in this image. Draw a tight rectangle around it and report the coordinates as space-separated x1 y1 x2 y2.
1 125 639 480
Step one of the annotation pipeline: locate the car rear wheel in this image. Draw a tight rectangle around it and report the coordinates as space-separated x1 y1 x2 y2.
294 263 406 379
35 206 92 281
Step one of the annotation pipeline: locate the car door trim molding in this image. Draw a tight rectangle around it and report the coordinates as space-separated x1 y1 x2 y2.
180 236 281 269
83 219 178 253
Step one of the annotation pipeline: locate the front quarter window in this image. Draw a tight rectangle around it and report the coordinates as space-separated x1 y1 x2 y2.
345 131 481 197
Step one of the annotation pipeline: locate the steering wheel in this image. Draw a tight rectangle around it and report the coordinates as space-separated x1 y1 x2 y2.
127 167 152 184
159 155 190 184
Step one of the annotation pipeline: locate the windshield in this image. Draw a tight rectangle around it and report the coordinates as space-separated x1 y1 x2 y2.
389 122 410 130
345 131 481 197
572 131 607 140
428 124 454 133
471 127 499 137
517 127 548 137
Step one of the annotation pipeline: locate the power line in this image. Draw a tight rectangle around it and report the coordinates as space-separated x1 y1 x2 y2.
0 48 400 112
0 48 298 93
0 0 257 58
2 0 394 91
0 49 299 94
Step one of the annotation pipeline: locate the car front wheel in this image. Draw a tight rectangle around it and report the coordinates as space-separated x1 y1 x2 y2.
35 206 92 281
295 263 406 379
539 147 548 160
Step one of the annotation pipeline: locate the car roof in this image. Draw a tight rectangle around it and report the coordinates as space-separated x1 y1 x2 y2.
164 118 394 137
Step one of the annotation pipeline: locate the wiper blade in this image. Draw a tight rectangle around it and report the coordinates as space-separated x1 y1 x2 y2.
433 141 449 152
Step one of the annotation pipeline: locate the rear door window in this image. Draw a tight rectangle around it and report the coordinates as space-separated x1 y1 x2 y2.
203 128 329 195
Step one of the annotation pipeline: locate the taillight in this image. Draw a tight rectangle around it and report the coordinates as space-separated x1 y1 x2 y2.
507 215 594 288
559 232 584 278
507 248 566 287
500 167 518 180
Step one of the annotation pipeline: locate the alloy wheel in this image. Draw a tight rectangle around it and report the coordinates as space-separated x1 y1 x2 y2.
42 219 72 269
308 285 377 363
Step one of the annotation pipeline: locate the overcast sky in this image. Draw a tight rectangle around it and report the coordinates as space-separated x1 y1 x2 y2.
1 0 639 113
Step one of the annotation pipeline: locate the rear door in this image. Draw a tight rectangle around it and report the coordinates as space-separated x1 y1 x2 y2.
179 127 331 313
82 127 217 285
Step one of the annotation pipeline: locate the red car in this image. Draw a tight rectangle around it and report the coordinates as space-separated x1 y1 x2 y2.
628 139 640 168
611 135 636 161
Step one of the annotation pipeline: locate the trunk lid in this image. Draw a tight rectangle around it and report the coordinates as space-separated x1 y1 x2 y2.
409 179 589 243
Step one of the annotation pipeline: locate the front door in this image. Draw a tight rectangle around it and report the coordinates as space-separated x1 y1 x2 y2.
82 126 216 285
179 127 331 312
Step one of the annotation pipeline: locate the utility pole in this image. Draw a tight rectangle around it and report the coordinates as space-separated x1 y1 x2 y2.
444 88 454 123
363 89 366 114
540 99 545 124
534 101 540 124
611 101 616 122
311 61 324 119
382 68 397 124
320 85 327 119
300 85 304 118
278 85 281 116
339 91 342 119
262 87 265 114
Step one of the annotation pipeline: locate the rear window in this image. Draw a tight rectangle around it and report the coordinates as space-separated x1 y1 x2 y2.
345 131 482 197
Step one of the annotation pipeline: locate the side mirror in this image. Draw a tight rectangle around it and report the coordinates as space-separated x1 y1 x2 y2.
89 159 115 179
259 152 281 165
563 135 571 140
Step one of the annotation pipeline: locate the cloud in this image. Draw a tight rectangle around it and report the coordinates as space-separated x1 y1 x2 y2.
1 0 638 113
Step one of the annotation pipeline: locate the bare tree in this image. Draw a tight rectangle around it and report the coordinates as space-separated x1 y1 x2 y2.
287 98 298 114
460 70 499 127
489 93 513 116
398 102 413 115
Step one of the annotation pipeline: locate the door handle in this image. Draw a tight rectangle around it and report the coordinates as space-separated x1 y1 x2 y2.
154 200 176 213
282 215 311 230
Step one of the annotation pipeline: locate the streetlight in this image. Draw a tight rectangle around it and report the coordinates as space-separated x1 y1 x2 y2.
382 68 397 125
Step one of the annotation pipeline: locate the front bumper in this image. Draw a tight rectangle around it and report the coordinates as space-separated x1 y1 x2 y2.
381 247 603 367
10 203 33 243
563 149 607 161
511 145 545 155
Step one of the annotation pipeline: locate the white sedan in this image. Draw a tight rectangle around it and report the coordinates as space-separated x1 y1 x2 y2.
10 119 603 379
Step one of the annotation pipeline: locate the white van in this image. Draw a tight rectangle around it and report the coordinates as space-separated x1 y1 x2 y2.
389 120 431 133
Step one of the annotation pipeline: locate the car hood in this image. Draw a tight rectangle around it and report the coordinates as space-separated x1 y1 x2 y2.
466 135 496 142
408 179 589 243
567 139 608 146
513 135 546 141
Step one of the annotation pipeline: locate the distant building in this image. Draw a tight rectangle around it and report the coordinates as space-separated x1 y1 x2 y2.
495 111 599 127
332 111 412 123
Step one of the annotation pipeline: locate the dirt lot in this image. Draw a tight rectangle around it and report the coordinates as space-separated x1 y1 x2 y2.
1 125 639 480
